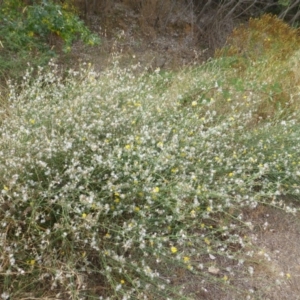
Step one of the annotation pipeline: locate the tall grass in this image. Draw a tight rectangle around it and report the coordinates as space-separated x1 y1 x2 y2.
1 20 300 298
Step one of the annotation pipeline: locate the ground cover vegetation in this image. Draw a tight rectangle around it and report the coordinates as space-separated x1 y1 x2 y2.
1 3 300 300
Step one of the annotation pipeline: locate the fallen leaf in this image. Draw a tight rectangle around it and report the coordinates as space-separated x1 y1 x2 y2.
208 266 220 274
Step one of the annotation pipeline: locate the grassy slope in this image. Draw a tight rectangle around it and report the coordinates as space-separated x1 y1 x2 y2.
1 41 300 299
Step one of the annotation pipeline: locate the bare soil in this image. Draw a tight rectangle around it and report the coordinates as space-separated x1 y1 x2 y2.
60 1 207 73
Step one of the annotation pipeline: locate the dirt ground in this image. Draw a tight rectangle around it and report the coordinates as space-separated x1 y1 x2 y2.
241 205 300 300
61 1 208 73
192 205 300 299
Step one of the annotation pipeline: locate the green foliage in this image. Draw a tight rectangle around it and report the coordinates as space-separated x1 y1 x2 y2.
0 0 100 80
278 0 291 5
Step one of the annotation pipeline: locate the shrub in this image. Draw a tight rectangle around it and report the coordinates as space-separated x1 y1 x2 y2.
0 0 100 81
215 14 300 121
216 14 300 62
0 57 300 298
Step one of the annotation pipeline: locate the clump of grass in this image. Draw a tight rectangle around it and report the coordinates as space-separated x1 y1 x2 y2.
1 37 300 298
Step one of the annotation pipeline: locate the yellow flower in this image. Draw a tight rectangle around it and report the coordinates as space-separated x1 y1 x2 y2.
134 206 140 212
29 119 35 124
3 185 9 191
206 206 212 212
286 273 291 279
120 279 125 284
204 237 210 245
183 256 190 263
125 144 131 150
170 246 177 254
82 213 87 218
27 259 35 265
152 187 159 193
191 101 197 106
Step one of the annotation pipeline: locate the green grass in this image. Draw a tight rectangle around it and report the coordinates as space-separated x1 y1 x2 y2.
0 45 300 299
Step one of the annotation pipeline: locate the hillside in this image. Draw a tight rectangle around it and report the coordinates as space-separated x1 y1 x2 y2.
1 2 300 300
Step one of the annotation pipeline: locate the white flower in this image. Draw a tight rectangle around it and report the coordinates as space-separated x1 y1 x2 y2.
1 292 9 300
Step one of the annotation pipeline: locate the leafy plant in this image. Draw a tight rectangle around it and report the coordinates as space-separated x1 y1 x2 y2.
0 0 100 81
